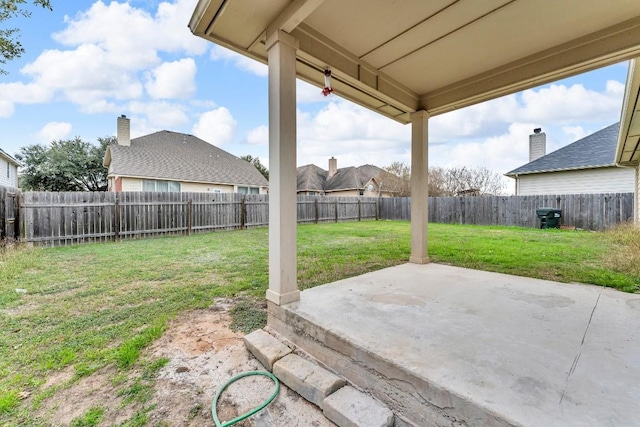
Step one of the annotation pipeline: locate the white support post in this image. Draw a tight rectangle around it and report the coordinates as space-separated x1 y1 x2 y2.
265 30 300 305
410 110 430 264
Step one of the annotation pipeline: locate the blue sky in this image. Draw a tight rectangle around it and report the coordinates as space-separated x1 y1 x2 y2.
0 0 630 191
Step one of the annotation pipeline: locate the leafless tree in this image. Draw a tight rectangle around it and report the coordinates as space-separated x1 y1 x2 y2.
381 161 411 196
382 163 506 197
438 166 507 196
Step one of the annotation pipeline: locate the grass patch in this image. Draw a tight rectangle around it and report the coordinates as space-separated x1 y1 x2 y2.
605 223 640 277
0 221 638 425
229 299 268 334
114 322 167 370
69 406 104 427
0 390 19 415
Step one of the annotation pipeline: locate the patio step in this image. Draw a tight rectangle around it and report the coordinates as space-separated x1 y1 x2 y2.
244 328 396 427
243 329 292 370
324 386 394 427
273 353 345 407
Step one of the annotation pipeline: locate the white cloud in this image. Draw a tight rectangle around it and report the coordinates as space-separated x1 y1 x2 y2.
54 0 207 64
36 122 72 143
562 126 588 142
22 44 144 105
145 58 197 99
0 100 15 118
0 81 52 103
443 123 535 170
192 107 237 146
296 100 410 168
0 0 206 116
518 81 623 123
210 45 268 77
128 101 190 132
246 125 268 145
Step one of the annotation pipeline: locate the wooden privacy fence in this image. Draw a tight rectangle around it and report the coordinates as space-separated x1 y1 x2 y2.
0 187 634 247
379 192 634 230
17 192 378 246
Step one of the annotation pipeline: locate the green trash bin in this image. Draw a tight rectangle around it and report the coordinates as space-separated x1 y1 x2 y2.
536 208 562 229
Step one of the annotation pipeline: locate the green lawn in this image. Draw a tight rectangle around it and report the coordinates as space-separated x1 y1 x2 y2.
0 221 638 426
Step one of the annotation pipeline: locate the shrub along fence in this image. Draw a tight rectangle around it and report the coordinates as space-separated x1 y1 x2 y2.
0 187 634 246
379 192 634 230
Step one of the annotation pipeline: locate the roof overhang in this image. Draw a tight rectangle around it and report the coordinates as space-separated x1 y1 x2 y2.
0 148 22 167
190 0 640 124
102 146 112 168
616 58 640 166
505 164 618 177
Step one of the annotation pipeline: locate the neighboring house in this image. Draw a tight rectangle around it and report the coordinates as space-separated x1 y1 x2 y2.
297 157 397 197
103 116 268 193
0 148 20 188
506 123 635 195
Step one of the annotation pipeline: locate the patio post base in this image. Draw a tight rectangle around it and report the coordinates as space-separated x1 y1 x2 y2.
409 256 429 264
266 289 300 305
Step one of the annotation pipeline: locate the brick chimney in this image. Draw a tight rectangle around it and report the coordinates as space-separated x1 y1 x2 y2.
117 115 130 146
529 128 546 162
328 157 337 178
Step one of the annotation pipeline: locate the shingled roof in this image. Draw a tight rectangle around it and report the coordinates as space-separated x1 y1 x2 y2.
104 131 268 187
297 163 395 193
506 123 620 176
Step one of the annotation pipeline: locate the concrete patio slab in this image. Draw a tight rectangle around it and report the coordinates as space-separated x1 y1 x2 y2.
268 263 640 426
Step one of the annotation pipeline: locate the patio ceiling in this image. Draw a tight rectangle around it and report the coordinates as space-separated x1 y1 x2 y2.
616 58 640 166
190 0 640 123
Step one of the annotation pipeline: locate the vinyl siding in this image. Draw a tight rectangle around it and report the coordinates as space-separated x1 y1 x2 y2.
0 157 19 187
517 167 634 195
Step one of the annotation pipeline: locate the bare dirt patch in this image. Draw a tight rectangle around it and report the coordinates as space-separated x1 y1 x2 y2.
34 366 136 426
146 303 335 426
28 301 334 426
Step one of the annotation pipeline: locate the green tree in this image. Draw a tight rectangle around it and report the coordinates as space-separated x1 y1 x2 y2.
1 0 52 74
16 136 114 191
240 154 269 180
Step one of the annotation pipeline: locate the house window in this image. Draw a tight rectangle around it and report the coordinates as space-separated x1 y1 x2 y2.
143 179 181 192
308 191 316 196
237 186 259 194
6 162 9 179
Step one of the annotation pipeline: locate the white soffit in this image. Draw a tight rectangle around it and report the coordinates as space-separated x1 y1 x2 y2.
190 0 640 124
617 59 640 166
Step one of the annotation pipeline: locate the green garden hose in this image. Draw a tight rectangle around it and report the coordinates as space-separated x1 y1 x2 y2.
211 370 280 427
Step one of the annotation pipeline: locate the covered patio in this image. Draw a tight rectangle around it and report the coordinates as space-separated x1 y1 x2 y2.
269 263 640 426
190 1 640 424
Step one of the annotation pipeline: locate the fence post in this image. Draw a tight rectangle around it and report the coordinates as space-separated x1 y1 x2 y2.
358 199 361 221
334 198 338 222
19 192 26 242
187 199 193 235
376 197 380 220
315 198 319 224
114 196 120 241
14 191 21 241
240 195 246 229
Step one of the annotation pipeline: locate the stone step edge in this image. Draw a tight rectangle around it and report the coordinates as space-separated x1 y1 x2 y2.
244 327 396 427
